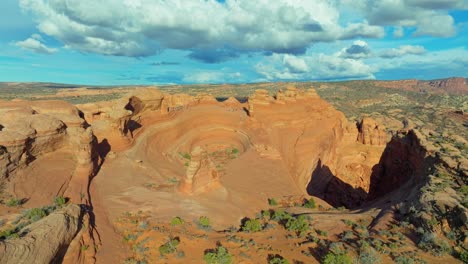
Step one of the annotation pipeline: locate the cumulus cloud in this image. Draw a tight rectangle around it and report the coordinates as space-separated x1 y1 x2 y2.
350 0 459 37
15 34 57 54
380 45 427 58
338 40 371 59
19 0 385 59
256 53 375 81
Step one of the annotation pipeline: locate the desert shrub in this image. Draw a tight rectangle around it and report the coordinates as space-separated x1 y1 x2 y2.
261 210 271 220
303 198 316 209
460 185 468 195
340 230 354 242
459 250 468 263
316 229 328 237
170 216 184 226
159 237 180 256
322 243 351 264
0 228 19 240
268 198 278 206
418 232 451 256
54 196 67 207
198 216 211 229
271 210 292 222
6 198 23 207
268 254 290 264
322 252 352 264
285 215 309 236
241 218 262 233
393 255 415 264
355 246 381 264
203 246 232 264
180 153 191 160
23 208 47 222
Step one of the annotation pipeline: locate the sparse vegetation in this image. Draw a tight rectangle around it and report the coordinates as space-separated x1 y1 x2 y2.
6 198 23 207
53 196 67 207
302 198 316 209
203 245 233 264
285 215 309 236
268 198 279 206
241 218 262 233
170 216 184 226
198 216 211 230
158 237 180 256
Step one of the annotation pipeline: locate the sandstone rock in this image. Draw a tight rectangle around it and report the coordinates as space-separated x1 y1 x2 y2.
248 89 273 105
0 204 82 264
357 118 387 145
178 146 219 194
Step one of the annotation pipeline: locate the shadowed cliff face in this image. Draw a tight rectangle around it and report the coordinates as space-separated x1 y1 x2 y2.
307 130 430 209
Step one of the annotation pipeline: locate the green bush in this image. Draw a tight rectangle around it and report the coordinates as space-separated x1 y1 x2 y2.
303 198 316 209
159 237 180 256
23 208 47 222
6 198 23 207
459 250 468 263
198 216 211 229
271 210 292 222
0 228 19 240
356 246 381 264
203 246 232 264
242 219 262 233
322 252 352 264
170 216 184 226
285 215 309 236
459 185 468 195
54 196 66 207
268 198 278 206
393 255 415 264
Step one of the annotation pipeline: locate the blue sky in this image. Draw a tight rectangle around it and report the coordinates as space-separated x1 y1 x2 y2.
0 0 466 85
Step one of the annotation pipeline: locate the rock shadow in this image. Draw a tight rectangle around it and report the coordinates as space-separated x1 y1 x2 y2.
306 159 367 208
307 131 429 209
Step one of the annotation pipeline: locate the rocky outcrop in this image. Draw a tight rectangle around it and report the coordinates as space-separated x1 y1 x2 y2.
0 100 91 181
248 89 274 105
0 205 82 264
178 146 220 195
357 117 387 145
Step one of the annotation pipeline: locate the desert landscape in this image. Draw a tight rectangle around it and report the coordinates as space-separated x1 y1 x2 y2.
1 0 467 263
0 78 466 263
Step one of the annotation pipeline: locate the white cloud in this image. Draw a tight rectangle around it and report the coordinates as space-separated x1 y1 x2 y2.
19 0 384 57
348 0 459 37
377 47 468 70
256 52 375 81
282 55 309 73
15 34 57 54
380 45 426 58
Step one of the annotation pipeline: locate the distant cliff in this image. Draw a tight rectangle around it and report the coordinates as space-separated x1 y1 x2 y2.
373 77 467 95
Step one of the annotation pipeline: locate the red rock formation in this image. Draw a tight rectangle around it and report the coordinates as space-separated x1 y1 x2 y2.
357 117 387 145
178 146 220 195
